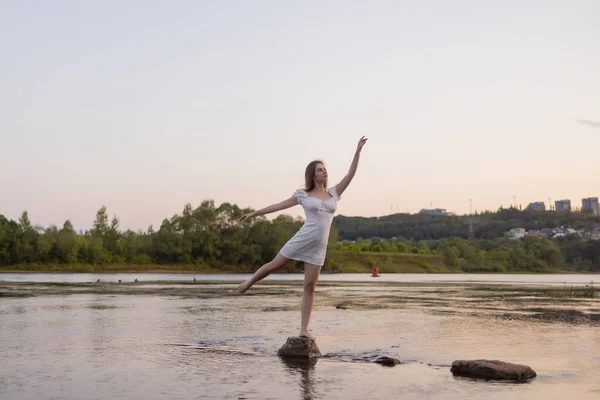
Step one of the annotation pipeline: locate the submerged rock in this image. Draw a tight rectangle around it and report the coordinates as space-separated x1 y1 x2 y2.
374 356 402 367
277 337 322 359
451 359 537 381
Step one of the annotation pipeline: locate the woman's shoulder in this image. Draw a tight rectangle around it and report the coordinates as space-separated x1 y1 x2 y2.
327 185 340 200
292 188 308 199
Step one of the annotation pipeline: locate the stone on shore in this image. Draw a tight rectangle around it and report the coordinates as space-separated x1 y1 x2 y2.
277 336 322 359
451 359 537 381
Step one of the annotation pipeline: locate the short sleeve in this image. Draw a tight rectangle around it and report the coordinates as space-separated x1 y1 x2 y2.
293 189 308 204
328 185 340 201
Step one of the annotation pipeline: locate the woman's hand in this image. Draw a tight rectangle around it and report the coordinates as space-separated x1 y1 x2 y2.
356 135 368 152
239 212 255 223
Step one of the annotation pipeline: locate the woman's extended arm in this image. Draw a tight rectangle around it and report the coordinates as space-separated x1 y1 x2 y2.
335 136 368 197
239 196 298 222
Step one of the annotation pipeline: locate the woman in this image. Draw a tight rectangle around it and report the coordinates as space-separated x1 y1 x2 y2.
238 136 368 340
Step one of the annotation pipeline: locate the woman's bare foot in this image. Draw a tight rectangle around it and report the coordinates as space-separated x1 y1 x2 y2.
299 330 316 341
238 280 252 294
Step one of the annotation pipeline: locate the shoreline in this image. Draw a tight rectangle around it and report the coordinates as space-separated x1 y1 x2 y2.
0 268 590 275
1 252 596 276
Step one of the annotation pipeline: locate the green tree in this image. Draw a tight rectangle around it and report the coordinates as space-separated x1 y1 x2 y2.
16 211 38 263
57 220 79 263
396 242 409 253
93 206 110 237
444 246 459 267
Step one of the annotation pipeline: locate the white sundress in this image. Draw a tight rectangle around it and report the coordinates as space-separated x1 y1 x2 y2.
279 185 340 266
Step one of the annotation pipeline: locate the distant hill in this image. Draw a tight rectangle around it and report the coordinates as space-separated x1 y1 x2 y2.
333 207 600 241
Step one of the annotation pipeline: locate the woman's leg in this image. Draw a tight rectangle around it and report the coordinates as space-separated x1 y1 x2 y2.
238 252 291 294
299 263 322 340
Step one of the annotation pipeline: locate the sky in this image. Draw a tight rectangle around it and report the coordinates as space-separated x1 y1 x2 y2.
1 0 599 232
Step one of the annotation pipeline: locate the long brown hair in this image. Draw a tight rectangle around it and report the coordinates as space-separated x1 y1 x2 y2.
304 160 325 192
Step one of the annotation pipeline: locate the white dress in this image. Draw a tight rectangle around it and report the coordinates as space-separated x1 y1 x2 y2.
279 185 340 266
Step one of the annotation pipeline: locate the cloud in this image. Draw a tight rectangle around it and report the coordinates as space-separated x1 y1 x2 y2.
575 119 600 128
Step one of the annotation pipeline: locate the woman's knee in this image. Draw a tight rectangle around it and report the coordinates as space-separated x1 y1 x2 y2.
303 281 317 294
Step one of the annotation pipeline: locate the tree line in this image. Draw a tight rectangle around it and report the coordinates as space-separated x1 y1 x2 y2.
1 203 600 272
0 202 314 269
333 207 600 241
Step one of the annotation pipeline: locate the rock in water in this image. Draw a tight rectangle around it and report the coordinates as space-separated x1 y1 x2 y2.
277 337 322 359
374 356 402 367
451 359 537 381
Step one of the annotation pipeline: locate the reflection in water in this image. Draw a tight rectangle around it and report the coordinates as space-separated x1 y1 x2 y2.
279 357 318 400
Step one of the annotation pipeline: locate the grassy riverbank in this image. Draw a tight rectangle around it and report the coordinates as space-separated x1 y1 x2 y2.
0 263 233 274
0 251 580 274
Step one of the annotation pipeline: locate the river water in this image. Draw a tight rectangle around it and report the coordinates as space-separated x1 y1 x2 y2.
1 273 599 399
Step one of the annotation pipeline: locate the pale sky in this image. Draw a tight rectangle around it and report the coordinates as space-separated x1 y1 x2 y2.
1 0 599 232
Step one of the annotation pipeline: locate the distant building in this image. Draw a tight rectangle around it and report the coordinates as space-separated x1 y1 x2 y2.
527 201 546 211
555 199 571 212
419 208 448 215
581 197 599 215
506 227 526 239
